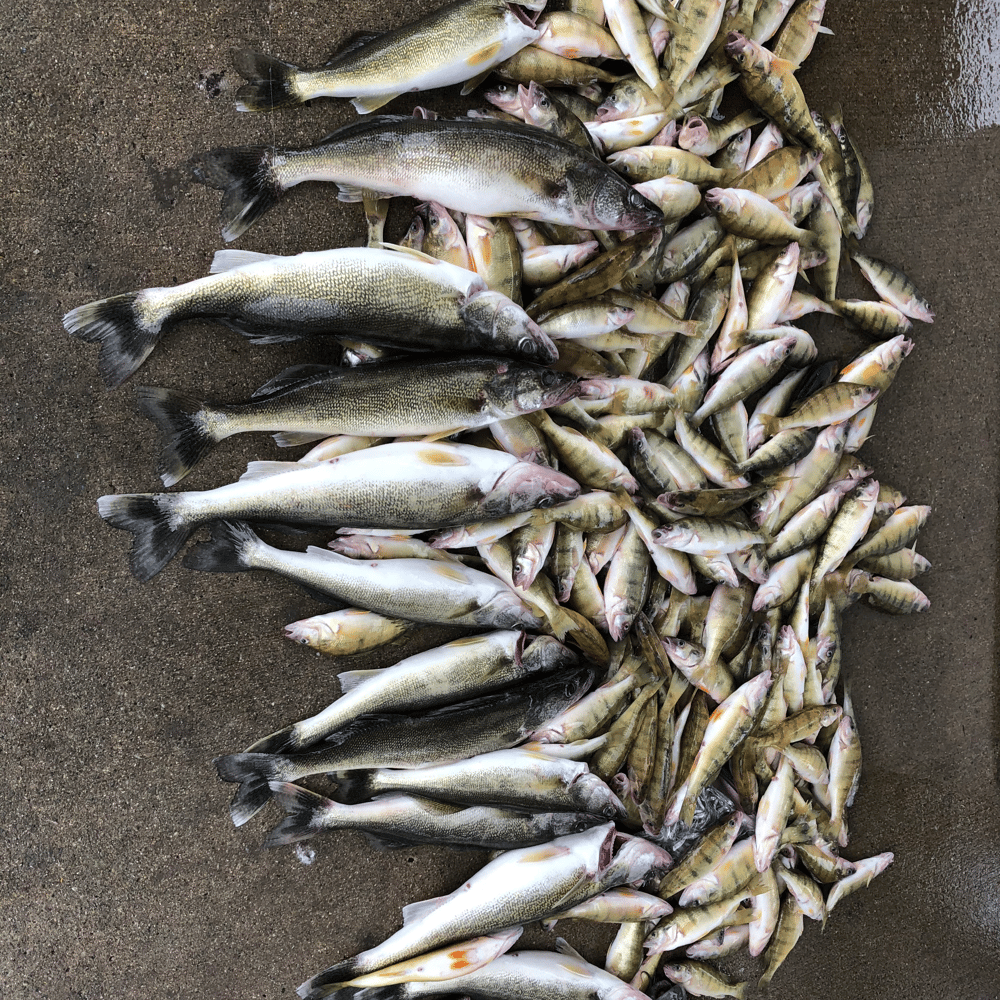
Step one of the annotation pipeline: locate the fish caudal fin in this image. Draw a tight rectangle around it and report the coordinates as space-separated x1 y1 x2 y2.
298 960 363 1000
214 752 283 826
327 769 378 805
96 493 192 581
63 292 164 388
232 49 303 111
182 519 258 574
191 145 282 242
136 386 218 487
263 781 331 847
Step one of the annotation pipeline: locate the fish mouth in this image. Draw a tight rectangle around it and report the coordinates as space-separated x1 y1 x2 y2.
540 374 582 408
508 2 543 25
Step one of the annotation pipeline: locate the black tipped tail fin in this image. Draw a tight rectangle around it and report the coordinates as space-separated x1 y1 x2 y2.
96 493 192 581
214 752 283 826
136 386 218 487
182 519 259 574
298 960 363 999
191 145 282 242
263 781 331 846
63 292 164 388
232 49 303 111
327 769 377 805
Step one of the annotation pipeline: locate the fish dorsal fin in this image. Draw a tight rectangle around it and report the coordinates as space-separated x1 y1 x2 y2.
337 667 387 693
209 249 283 274
324 31 383 65
401 894 451 926
251 364 338 398
238 460 304 482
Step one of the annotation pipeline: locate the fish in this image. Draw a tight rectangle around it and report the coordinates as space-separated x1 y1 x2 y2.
98 441 580 580
318 949 656 1000
263 784 602 851
232 0 546 114
332 744 625 818
296 824 621 994
249 631 578 754
216 663 600 826
192 116 663 242
139 355 580 485
64 245 557 387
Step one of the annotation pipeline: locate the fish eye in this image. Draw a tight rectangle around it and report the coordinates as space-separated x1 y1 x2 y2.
540 369 560 385
628 189 645 206
537 496 555 508
517 337 537 355
538 96 550 108
620 163 630 175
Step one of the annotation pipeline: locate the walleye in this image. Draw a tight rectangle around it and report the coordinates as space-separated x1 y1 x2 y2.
232 0 547 114
316 949 655 1000
249 632 577 754
216 665 600 825
192 116 663 242
332 744 625 818
140 355 581 485
297 824 620 994
64 245 557 387
186 521 544 630
98 442 580 580
263 784 601 851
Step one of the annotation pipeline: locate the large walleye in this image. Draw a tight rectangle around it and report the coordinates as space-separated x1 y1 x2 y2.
233 0 547 114
191 116 663 242
263 784 602 851
140 355 581 486
249 631 578 754
314 949 656 1000
63 245 557 388
297 823 624 996
186 520 544 630
97 441 580 581
216 664 600 825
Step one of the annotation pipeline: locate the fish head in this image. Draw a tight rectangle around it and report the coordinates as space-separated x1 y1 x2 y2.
490 361 580 415
483 80 523 115
460 290 559 363
678 115 712 156
704 186 743 217
519 81 557 129
725 31 769 74
401 212 425 251
592 181 664 231
662 636 703 669
474 589 544 630
605 833 672 887
596 82 643 121
572 772 626 819
485 461 580 516
522 634 579 673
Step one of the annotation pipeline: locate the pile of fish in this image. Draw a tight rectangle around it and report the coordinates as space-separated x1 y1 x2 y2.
63 0 934 997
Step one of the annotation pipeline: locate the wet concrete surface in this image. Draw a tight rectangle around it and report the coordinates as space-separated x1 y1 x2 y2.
2 1 998 998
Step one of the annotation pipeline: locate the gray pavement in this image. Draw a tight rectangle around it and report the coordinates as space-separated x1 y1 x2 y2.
2 2 998 998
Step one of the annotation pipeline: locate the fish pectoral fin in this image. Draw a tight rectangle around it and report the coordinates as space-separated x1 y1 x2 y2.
420 428 464 443
460 68 494 96
335 182 369 203
400 893 452 926
379 241 445 266
515 843 573 864
351 92 402 115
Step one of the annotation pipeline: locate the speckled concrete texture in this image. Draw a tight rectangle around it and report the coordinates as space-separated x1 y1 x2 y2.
1 2 998 999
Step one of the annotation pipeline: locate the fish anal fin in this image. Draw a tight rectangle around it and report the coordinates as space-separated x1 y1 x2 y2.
351 92 402 115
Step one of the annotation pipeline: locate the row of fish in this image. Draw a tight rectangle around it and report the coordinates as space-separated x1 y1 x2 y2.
65 0 933 997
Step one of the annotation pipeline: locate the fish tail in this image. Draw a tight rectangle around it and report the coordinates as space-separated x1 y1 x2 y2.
191 144 282 242
136 386 219 487
96 493 192 581
214 752 283 826
298 960 362 999
182 519 258 574
263 781 330 846
328 769 377 805
63 292 164 388
232 49 303 111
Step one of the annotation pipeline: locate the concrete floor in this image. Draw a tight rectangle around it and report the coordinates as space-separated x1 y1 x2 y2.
2 1 998 998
